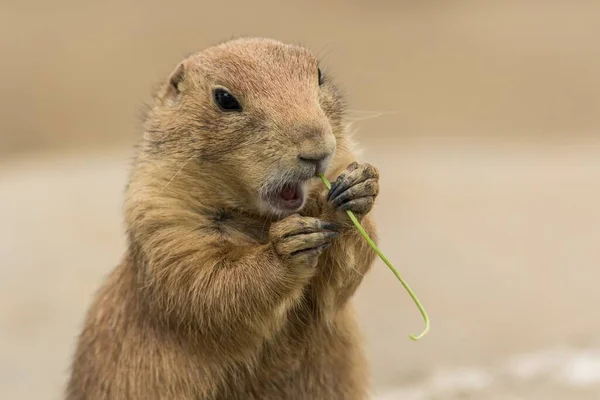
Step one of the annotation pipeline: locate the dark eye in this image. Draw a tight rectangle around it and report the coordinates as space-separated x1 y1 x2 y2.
318 68 324 86
213 88 242 111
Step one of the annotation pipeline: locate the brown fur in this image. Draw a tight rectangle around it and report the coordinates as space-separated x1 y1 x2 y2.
66 37 379 400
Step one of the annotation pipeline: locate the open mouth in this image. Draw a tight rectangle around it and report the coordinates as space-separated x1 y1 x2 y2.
270 182 305 211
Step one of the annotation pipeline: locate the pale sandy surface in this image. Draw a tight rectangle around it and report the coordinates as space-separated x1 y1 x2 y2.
1 138 599 399
1 1 600 398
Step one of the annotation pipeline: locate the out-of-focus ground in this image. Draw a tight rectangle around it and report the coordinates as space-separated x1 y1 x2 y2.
1 1 599 399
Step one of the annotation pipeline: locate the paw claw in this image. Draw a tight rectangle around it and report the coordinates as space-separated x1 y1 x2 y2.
321 221 340 232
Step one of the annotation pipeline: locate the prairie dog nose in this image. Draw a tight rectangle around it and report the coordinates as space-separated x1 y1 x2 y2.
297 151 331 164
295 123 336 172
297 148 334 175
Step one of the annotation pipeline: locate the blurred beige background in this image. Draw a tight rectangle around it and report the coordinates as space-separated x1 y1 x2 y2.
1 1 599 399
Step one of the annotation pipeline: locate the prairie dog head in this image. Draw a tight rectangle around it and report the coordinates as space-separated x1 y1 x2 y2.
143 38 345 217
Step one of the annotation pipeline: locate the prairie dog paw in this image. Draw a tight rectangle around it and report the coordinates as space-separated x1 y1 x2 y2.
269 214 339 269
327 162 379 216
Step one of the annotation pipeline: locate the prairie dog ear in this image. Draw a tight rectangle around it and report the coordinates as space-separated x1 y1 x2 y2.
159 61 186 103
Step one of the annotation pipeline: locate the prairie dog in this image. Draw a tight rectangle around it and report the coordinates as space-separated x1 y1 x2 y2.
66 37 379 400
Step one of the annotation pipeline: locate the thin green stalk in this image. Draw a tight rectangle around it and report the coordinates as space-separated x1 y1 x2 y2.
319 173 430 341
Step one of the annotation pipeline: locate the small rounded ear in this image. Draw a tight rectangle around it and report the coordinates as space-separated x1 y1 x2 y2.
160 61 186 103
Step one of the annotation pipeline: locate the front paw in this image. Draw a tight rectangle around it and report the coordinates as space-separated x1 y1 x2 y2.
327 162 379 216
269 214 340 270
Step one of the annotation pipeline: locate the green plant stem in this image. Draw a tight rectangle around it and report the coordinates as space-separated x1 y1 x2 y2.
319 173 430 341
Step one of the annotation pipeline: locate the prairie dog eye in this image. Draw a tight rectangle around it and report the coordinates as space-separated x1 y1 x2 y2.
213 88 242 111
318 68 324 86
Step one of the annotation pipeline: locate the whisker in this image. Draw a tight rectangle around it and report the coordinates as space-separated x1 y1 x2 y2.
161 154 198 192
345 110 399 123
